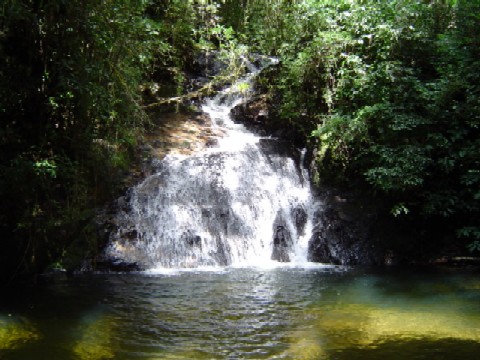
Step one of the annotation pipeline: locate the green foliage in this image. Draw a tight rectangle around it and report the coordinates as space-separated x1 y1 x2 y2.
364 145 430 192
0 0 205 280
1 0 478 276
0 0 256 280
238 0 479 251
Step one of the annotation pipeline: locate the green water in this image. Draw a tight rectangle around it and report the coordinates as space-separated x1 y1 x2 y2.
1 266 480 359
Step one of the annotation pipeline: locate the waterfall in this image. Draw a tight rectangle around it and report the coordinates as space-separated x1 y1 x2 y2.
105 58 320 270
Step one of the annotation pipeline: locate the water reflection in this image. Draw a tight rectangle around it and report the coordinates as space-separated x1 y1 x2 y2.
1 267 479 359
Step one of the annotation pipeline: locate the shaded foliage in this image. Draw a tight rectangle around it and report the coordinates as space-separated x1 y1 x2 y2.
241 0 479 252
0 0 201 281
1 0 479 281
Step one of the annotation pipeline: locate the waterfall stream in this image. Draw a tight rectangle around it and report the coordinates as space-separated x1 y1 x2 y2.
106 59 320 270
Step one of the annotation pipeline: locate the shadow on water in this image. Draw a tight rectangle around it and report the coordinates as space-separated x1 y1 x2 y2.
0 276 116 360
1 267 480 359
330 338 480 360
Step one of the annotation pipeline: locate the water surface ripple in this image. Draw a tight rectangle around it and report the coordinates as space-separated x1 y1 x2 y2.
1 267 480 359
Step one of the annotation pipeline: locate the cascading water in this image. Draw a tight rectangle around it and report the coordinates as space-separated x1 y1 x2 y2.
106 58 320 270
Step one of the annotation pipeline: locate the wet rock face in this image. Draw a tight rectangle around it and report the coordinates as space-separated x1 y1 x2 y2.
271 225 291 262
230 94 306 149
230 95 271 136
230 93 315 173
308 192 384 266
308 208 364 265
145 112 225 160
230 94 301 141
292 206 308 237
271 212 293 262
258 138 297 158
94 259 143 272
182 231 202 249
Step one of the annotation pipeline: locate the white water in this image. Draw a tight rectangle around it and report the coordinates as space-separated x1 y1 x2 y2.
106 60 320 270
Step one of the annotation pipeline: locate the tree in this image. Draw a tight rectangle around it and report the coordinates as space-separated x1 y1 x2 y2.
235 0 480 254
0 0 199 281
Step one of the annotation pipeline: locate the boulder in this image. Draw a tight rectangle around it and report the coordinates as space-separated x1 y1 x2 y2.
271 212 293 262
308 191 384 266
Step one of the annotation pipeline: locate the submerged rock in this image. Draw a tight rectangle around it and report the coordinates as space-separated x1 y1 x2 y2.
0 316 39 351
73 315 117 360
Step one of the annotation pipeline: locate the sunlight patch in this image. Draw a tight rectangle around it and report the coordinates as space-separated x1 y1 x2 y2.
0 315 40 350
73 315 117 360
309 304 480 348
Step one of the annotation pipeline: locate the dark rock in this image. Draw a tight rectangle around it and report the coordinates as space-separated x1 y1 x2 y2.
211 238 230 265
190 51 228 78
230 95 270 135
432 256 480 266
273 226 289 247
258 138 297 158
308 191 384 266
292 206 308 236
271 248 290 263
306 187 465 266
206 138 219 147
271 213 293 262
182 231 202 248
229 64 306 149
123 230 138 241
94 258 143 272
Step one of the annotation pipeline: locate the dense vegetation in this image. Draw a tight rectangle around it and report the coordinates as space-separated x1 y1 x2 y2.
0 0 209 281
224 0 479 256
1 0 478 281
